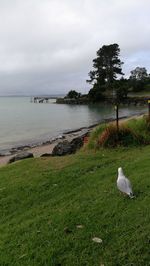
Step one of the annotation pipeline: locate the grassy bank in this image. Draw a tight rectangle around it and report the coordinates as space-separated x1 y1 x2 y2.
88 116 150 149
0 143 150 265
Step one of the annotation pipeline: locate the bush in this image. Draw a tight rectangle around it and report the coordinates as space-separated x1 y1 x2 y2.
97 125 143 148
87 116 150 150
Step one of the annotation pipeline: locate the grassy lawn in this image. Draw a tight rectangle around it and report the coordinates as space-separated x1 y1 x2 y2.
0 146 150 265
128 91 150 97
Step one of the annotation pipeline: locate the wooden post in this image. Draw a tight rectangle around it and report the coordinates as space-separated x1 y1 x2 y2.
148 100 150 121
115 104 119 134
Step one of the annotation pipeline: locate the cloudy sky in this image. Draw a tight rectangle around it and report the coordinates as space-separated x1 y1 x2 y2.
0 0 149 95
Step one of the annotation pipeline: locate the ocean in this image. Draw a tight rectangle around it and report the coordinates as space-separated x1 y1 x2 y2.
0 96 147 153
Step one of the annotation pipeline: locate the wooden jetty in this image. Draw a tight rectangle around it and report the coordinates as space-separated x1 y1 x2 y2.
31 96 58 103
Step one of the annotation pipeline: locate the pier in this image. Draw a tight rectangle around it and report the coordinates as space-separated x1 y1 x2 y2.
31 96 58 103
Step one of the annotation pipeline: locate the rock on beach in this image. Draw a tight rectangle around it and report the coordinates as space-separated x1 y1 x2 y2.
8 152 34 164
52 136 84 156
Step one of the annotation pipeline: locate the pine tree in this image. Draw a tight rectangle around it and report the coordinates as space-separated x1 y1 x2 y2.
87 44 124 96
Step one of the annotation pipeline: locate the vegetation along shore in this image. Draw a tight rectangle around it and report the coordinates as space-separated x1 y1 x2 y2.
56 43 150 105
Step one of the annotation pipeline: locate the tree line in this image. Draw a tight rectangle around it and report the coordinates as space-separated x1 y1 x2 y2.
66 43 150 102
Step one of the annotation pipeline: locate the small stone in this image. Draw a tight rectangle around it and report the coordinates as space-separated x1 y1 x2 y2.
58 135 65 139
76 224 84 229
92 237 103 243
8 152 33 163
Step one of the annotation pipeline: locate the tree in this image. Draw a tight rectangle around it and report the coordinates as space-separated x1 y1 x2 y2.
87 43 124 91
88 83 105 102
65 90 81 99
130 67 148 80
129 67 149 92
113 78 129 102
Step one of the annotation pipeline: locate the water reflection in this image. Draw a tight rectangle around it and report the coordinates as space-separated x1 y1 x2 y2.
65 102 147 126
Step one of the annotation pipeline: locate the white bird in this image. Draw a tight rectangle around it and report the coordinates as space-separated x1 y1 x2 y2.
117 167 134 198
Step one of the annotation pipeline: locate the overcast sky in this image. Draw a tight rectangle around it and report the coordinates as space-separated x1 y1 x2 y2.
0 0 149 95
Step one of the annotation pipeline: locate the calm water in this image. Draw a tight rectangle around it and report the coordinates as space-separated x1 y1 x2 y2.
0 97 147 152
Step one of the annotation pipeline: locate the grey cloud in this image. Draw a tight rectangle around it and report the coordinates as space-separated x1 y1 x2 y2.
0 0 149 95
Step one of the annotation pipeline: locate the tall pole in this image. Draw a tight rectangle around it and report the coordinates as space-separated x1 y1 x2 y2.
148 100 150 121
115 104 119 135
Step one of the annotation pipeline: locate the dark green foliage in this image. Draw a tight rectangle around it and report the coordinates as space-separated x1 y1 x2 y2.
113 78 129 102
65 90 81 99
97 125 142 148
129 67 150 92
88 84 105 102
130 67 148 80
87 43 124 91
129 78 146 92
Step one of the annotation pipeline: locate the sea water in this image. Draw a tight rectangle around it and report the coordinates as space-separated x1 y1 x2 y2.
0 97 147 152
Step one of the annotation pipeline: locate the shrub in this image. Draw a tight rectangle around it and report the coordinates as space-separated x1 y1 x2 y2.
97 125 143 148
87 116 150 150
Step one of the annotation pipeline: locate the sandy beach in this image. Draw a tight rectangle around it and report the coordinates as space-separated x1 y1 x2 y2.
0 127 91 167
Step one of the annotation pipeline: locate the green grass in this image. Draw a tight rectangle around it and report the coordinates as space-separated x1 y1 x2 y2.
126 116 150 143
0 146 150 265
87 123 107 149
129 91 150 97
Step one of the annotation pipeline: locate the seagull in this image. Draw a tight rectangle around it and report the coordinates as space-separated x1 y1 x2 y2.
117 167 134 198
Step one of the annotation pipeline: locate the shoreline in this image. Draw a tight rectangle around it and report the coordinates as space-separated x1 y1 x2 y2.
0 112 146 167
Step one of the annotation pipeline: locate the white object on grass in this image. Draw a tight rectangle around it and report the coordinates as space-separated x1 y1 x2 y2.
117 167 134 198
92 237 103 243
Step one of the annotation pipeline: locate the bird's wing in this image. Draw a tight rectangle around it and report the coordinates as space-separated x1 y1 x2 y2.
117 178 132 194
125 177 133 195
117 178 126 193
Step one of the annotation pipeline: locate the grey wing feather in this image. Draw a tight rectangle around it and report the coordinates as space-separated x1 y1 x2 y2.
125 177 132 193
117 177 133 195
117 178 128 193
